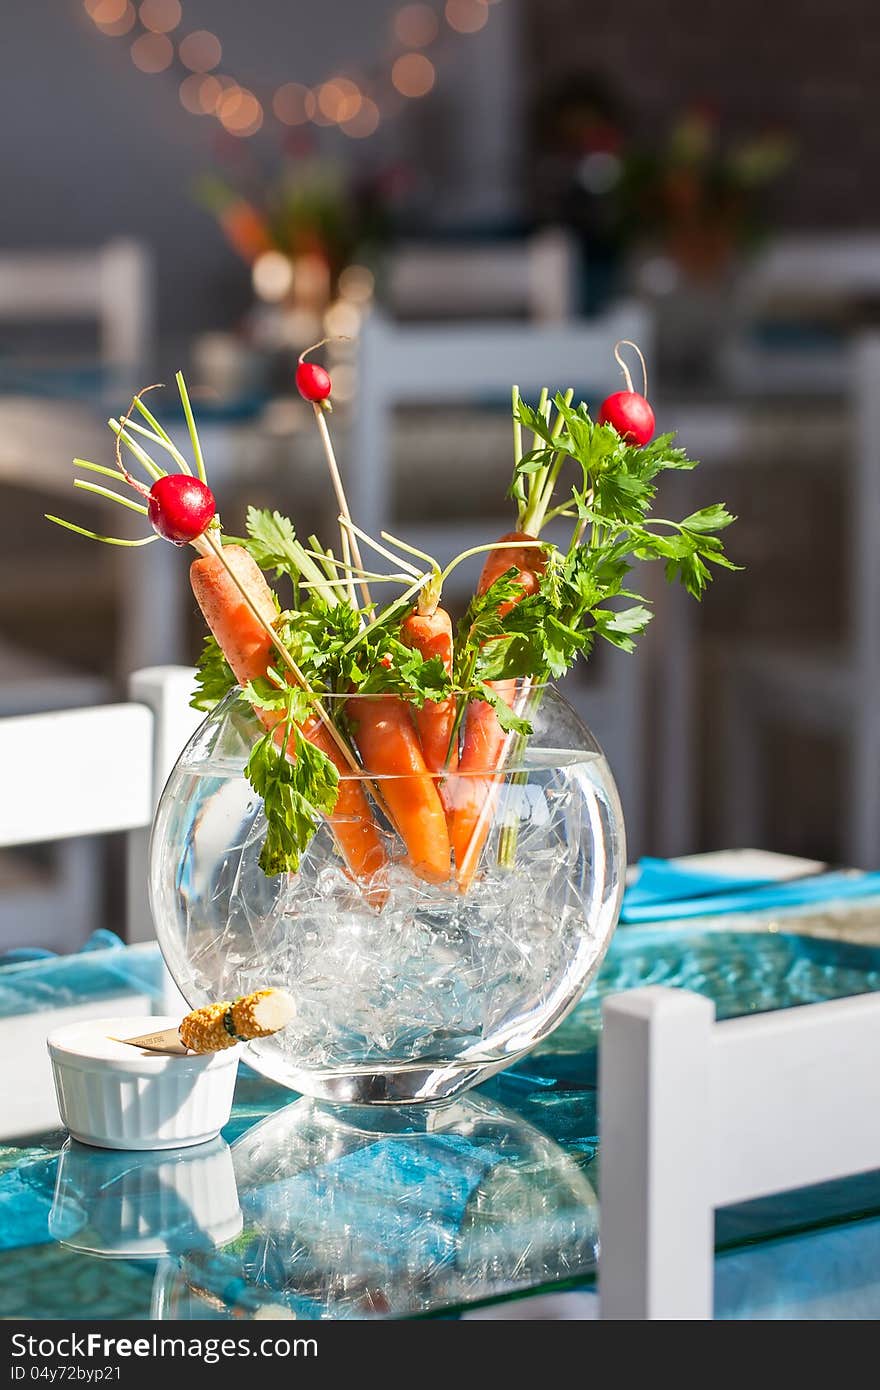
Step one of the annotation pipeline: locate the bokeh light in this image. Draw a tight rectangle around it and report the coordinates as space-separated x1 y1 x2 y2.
86 0 136 35
338 264 375 304
195 74 223 114
326 361 356 404
273 82 310 126
139 0 181 32
445 0 489 34
391 52 436 98
218 87 264 137
178 29 222 72
394 3 440 48
324 299 361 340
130 31 173 72
340 97 380 139
252 252 295 303
317 78 363 124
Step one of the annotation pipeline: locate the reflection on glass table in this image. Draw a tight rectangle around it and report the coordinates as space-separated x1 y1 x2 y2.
152 1094 598 1321
4 910 880 1319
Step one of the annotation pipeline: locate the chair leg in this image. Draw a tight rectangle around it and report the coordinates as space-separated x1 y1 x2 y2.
599 987 715 1319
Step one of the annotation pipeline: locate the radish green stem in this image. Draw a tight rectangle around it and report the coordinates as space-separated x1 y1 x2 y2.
132 395 191 471
73 478 149 514
74 457 134 484
175 372 208 484
379 530 437 570
124 417 191 474
45 515 157 546
108 420 164 483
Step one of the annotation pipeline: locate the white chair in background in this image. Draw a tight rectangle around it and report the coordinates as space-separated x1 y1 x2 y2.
599 984 880 1318
0 666 200 1136
386 228 577 324
718 332 880 868
350 302 678 857
722 234 880 395
0 238 154 397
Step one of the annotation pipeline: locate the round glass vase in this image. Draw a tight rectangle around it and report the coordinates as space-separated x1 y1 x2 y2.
149 685 625 1104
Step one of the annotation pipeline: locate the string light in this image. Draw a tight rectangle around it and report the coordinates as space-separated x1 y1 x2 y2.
272 82 310 126
90 0 500 140
86 0 136 35
444 0 489 34
178 29 221 72
340 97 380 139
131 31 173 72
393 3 439 47
138 0 181 33
391 52 435 98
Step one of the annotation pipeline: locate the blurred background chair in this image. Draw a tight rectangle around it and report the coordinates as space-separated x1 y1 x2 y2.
385 227 577 322
718 332 880 868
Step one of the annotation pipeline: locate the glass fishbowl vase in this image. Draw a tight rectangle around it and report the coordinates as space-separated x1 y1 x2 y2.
150 686 625 1103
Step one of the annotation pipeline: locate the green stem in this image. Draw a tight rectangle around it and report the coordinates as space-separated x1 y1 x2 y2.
124 416 191 474
176 372 208 484
72 479 148 514
497 680 546 868
108 420 164 483
45 515 157 546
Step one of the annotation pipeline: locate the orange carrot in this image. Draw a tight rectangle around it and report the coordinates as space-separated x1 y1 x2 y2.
189 546 388 886
345 695 451 884
449 532 546 888
400 606 459 778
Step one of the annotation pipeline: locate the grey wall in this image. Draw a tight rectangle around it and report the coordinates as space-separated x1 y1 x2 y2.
0 0 522 356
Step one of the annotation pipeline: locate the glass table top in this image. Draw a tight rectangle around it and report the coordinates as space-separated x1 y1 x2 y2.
4 914 880 1321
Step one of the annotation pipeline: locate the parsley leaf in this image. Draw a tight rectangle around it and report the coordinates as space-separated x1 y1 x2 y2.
245 714 339 876
191 636 236 711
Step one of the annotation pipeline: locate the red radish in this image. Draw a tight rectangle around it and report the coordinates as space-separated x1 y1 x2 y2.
296 361 332 403
148 475 216 545
597 339 655 446
597 390 655 446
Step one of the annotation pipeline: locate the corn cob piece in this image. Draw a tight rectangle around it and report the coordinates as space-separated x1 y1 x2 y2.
179 988 296 1054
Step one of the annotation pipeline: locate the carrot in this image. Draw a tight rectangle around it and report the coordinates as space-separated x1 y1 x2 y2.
345 694 451 884
449 532 546 888
400 606 459 778
189 545 388 887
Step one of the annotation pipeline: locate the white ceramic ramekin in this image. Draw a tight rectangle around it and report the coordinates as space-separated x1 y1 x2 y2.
47 1016 239 1151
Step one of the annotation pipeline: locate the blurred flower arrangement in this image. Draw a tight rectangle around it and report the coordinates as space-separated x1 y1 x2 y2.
623 107 795 282
537 78 795 287
195 157 401 327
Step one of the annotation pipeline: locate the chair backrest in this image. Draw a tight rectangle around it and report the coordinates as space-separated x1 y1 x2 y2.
351 301 653 542
386 229 577 324
0 666 201 940
0 238 154 389
598 983 880 1318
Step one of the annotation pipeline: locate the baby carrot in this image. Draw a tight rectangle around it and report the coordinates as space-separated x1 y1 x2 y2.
345 694 451 884
449 533 546 888
400 606 459 779
190 545 388 888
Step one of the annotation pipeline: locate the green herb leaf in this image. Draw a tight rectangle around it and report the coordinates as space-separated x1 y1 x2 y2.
245 713 339 877
474 682 533 735
191 636 235 711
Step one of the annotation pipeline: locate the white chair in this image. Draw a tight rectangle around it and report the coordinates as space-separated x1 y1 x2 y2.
386 228 577 324
722 234 880 394
350 303 673 857
718 332 880 868
0 238 154 397
0 667 200 1136
599 984 880 1318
